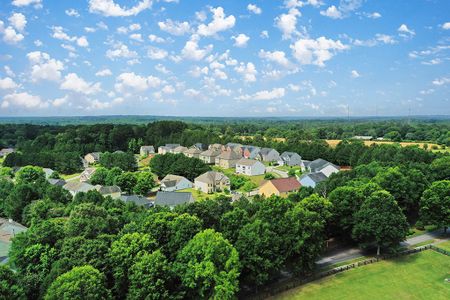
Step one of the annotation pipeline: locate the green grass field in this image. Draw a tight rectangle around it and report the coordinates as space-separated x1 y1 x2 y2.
437 240 450 252
271 250 450 300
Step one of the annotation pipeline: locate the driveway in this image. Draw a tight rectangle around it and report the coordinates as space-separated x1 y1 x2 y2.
267 166 288 178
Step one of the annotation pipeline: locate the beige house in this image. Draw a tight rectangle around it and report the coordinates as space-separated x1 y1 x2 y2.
184 147 202 159
215 150 242 169
84 152 101 164
199 149 221 164
259 177 301 198
194 171 230 194
95 185 122 199
208 143 223 151
172 146 188 155
80 168 96 182
140 146 155 157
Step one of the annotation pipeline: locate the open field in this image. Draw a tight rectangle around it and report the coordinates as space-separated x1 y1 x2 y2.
325 139 441 149
437 240 450 252
271 250 450 300
176 188 223 201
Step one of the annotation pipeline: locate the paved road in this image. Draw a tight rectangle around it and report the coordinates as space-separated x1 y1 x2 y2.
316 229 449 268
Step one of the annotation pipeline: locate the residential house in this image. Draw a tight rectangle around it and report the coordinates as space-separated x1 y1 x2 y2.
192 143 208 151
84 152 101 164
43 168 55 179
243 146 261 159
259 177 301 197
140 145 155 156
172 146 188 155
95 185 122 199
224 143 243 153
199 149 221 164
158 144 180 154
160 175 193 192
63 181 96 196
154 191 194 209
0 148 14 158
184 147 202 159
278 152 302 167
0 218 27 263
80 168 96 182
257 148 280 162
208 143 223 151
298 172 328 188
215 150 242 169
352 135 373 140
48 178 66 187
120 195 153 208
235 158 266 176
306 159 340 177
194 171 230 194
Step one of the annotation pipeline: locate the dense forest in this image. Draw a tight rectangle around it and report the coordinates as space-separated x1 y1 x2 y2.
0 119 449 299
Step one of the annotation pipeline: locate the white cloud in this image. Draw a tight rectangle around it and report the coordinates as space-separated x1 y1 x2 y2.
51 26 76 41
26 51 64 82
65 9 80 17
1 20 24 44
115 72 161 94
60 73 101 95
236 88 285 101
129 33 143 42
0 77 18 89
52 95 69 107
235 62 257 82
232 34 250 47
77 36 89 47
320 6 342 19
260 30 269 39
366 12 381 19
34 39 43 46
95 69 112 77
4 66 15 77
155 64 170 74
247 4 262 14
158 19 191 36
9 13 27 31
275 8 301 39
353 33 396 47
181 35 213 61
189 66 209 77
88 0 152 17
106 43 138 60
147 46 168 60
290 36 349 67
432 77 450 86
148 34 166 43
259 50 292 68
351 70 360 78
12 0 41 7
442 22 450 30
398 24 415 38
197 7 235 37
117 23 141 34
2 92 47 109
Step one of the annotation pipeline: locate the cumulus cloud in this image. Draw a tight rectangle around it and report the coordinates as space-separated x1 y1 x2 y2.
0 20 24 44
65 9 80 17
197 7 235 36
52 95 69 107
235 62 257 82
247 4 262 14
320 6 342 19
106 43 138 60
181 35 213 61
351 70 360 78
432 77 450 86
9 13 27 31
114 72 162 94
260 30 269 39
398 24 415 38
95 69 112 77
275 8 301 39
51 26 89 48
12 0 41 7
148 34 166 43
147 46 168 60
290 36 349 67
158 19 191 36
443 22 450 30
236 88 285 101
321 0 363 19
0 77 18 89
259 50 293 68
27 51 64 82
232 34 250 47
2 92 47 109
60 73 101 95
88 0 152 17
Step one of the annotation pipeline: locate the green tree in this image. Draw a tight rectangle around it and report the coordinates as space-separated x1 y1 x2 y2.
105 167 123 186
15 165 46 184
264 173 275 180
128 251 175 300
220 208 250 244
175 229 240 299
114 172 137 194
430 156 450 180
0 264 26 300
0 167 14 178
5 183 40 221
90 167 109 185
45 266 110 300
133 172 156 195
419 180 450 232
353 191 409 255
65 203 110 238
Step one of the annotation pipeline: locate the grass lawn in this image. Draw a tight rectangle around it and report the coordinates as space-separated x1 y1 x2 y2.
176 188 226 201
271 250 450 300
436 240 450 252
61 173 81 180
407 225 438 238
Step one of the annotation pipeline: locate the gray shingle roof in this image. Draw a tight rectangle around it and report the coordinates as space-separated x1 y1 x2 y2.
299 172 328 184
155 192 193 207
195 171 229 184
236 158 261 167
308 159 339 171
120 195 152 207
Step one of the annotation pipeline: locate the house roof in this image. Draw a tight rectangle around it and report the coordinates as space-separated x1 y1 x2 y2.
95 185 121 194
308 159 340 171
86 152 101 160
173 146 188 152
236 158 262 167
208 143 223 150
185 148 202 155
120 195 152 207
218 150 241 160
299 172 328 184
259 148 277 156
195 171 229 184
48 178 66 186
165 144 180 149
161 175 190 187
63 181 96 193
140 145 155 151
155 192 193 207
200 149 221 157
0 218 27 241
243 145 260 152
265 177 301 193
280 151 300 159
193 143 208 150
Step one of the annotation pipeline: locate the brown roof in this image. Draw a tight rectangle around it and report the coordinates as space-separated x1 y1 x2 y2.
218 150 241 160
267 177 301 193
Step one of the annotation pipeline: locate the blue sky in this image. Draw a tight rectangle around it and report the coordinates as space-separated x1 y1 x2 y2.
0 0 449 117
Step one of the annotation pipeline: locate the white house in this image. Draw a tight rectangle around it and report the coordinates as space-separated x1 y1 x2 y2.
278 152 302 167
305 158 340 178
298 172 328 188
160 174 193 192
235 158 266 176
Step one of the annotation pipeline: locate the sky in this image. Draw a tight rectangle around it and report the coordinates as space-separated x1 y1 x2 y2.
0 0 449 117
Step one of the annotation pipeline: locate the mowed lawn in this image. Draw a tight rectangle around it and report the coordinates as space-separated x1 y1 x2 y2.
271 250 450 300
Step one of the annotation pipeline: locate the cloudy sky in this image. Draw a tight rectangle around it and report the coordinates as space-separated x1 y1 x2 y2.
0 0 449 117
